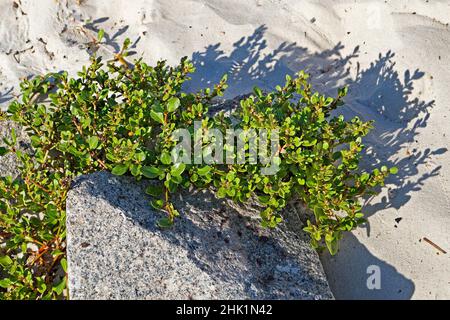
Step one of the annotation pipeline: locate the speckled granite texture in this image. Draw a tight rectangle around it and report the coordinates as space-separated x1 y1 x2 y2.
66 171 333 300
0 121 30 178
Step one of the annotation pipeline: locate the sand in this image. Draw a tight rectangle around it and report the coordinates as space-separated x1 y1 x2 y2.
0 0 449 299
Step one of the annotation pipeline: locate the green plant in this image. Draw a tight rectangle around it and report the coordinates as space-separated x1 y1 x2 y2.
0 36 395 299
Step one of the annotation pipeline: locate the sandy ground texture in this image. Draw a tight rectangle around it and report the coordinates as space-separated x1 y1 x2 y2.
0 0 449 299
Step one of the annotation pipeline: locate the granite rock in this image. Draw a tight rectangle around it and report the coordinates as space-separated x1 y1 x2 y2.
66 171 333 300
0 120 30 178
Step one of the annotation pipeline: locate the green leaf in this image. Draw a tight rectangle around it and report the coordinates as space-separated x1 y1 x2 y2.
226 171 235 182
325 236 339 255
150 110 165 124
68 146 84 157
11 128 17 144
146 184 163 197
389 167 398 174
0 279 12 288
217 187 227 198
111 163 129 176
170 163 186 177
0 146 9 156
60 258 68 273
360 173 370 183
130 164 141 177
302 139 317 147
87 136 99 149
134 151 146 162
170 174 182 186
197 165 212 176
142 166 163 179
160 152 172 165
36 278 47 294
253 86 263 97
164 176 178 192
332 151 342 160
167 97 180 112
226 188 236 197
45 204 58 225
52 278 66 295
152 102 164 113
0 255 13 266
324 97 334 106
258 195 270 204
338 86 349 97
151 199 164 210
157 217 173 229
123 38 131 49
98 29 105 42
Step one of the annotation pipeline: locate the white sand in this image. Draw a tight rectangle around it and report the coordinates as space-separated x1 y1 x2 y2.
0 0 449 299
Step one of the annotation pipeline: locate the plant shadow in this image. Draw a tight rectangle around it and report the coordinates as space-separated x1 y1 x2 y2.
187 24 446 221
185 25 357 99
182 25 449 299
0 87 13 105
66 24 446 299
83 17 139 57
343 51 447 221
320 233 416 299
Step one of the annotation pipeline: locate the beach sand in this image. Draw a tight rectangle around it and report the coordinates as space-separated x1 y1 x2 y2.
0 0 449 299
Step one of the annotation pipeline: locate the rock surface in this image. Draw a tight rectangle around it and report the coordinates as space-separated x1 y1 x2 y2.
66 171 333 300
0 120 30 178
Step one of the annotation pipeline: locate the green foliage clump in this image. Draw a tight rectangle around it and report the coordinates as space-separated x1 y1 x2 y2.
0 38 395 299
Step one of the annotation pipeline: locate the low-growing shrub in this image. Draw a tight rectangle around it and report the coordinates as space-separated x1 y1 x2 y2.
0 37 395 299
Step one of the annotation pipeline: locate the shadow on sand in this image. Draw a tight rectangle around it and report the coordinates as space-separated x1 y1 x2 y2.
71 23 448 299
13 23 445 299
0 87 13 105
183 25 448 299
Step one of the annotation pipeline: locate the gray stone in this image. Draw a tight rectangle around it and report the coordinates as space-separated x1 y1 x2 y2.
66 171 333 300
0 120 30 178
